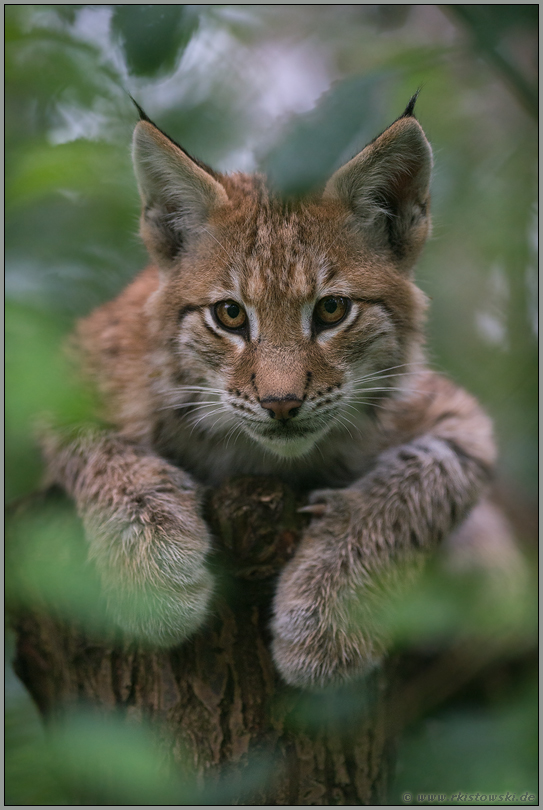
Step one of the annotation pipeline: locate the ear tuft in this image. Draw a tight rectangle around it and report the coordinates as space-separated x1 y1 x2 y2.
132 120 228 269
401 89 421 119
129 95 154 124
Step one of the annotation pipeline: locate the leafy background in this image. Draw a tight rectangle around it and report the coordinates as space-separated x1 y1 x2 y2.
6 5 537 805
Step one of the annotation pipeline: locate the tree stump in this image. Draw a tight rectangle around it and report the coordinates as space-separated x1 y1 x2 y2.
7 479 413 804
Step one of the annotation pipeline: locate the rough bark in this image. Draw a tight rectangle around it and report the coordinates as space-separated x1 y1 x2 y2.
7 478 517 805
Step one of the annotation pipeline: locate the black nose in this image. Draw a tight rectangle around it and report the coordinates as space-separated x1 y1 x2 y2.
260 398 303 421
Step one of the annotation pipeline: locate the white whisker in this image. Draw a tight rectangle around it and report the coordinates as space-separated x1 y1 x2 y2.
314 441 325 461
330 413 355 440
351 386 428 396
351 372 417 385
157 400 221 412
187 407 229 437
160 386 224 397
350 362 424 383
186 404 227 422
210 413 234 434
224 422 245 450
345 398 388 411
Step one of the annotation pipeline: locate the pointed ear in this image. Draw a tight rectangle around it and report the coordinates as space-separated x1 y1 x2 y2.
323 115 433 271
132 120 229 268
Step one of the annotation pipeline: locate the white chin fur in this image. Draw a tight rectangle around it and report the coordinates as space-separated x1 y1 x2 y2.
244 425 328 458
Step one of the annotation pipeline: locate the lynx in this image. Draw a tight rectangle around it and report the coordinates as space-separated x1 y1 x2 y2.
43 97 518 689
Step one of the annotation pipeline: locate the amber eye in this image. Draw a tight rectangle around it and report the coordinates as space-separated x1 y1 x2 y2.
314 296 350 327
214 300 247 330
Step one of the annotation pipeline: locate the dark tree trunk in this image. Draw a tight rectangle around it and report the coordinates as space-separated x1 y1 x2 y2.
7 479 510 805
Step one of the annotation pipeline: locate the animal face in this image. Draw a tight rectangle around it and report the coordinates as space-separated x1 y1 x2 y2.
134 106 431 457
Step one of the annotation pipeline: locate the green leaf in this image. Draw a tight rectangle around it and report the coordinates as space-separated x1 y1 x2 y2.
112 5 199 77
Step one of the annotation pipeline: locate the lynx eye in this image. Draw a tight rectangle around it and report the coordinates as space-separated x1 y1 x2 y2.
314 296 350 327
214 300 247 330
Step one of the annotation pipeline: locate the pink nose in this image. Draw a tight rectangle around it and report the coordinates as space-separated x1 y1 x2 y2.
260 398 303 421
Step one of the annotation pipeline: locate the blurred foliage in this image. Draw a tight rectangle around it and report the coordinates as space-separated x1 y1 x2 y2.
5 4 537 805
390 675 538 805
445 5 538 117
111 5 199 77
5 655 276 806
6 488 106 630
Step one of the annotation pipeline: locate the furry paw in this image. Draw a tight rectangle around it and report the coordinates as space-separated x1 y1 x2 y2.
41 429 215 646
271 488 385 689
271 610 382 690
84 485 214 646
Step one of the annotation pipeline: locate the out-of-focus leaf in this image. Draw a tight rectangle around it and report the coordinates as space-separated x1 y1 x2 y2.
372 562 537 651
6 489 107 630
262 72 391 196
5 697 72 805
6 703 195 805
389 677 538 803
7 139 131 209
6 695 279 806
5 301 97 499
112 5 199 77
49 711 193 805
448 4 538 41
445 5 537 117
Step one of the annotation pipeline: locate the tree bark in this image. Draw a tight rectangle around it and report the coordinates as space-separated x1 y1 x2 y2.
7 478 503 805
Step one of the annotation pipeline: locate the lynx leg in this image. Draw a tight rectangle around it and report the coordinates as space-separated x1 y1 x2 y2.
41 429 214 645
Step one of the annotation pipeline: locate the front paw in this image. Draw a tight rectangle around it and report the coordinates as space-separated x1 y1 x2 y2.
272 608 382 690
271 491 385 689
84 487 214 646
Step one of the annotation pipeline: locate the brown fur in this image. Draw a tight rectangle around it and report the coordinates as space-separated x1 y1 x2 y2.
43 109 522 688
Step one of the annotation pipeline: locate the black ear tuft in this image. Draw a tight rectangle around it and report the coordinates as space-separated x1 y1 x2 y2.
129 95 219 180
401 90 421 119
129 95 154 124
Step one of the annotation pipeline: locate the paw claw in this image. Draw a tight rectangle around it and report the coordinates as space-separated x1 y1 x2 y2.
297 503 328 517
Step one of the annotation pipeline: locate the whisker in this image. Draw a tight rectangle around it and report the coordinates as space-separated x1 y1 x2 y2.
357 361 416 376
351 372 418 385
331 413 354 440
315 441 325 462
375 363 419 372
187 407 229 437
350 362 424 384
157 400 221 412
223 423 236 446
156 381 223 390
211 413 235 434
345 398 388 411
160 386 225 396
224 421 245 450
183 404 227 418
351 386 428 396
186 404 227 422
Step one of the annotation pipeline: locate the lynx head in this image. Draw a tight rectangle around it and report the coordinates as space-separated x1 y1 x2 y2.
132 99 432 459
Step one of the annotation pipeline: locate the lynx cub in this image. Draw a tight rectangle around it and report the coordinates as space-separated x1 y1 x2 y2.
44 97 513 688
